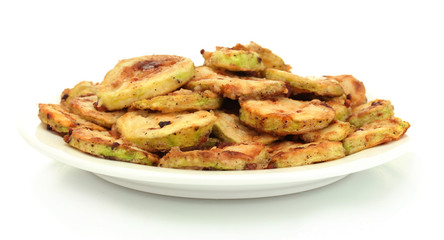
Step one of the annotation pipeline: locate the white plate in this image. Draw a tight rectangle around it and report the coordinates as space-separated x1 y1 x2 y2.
18 105 410 199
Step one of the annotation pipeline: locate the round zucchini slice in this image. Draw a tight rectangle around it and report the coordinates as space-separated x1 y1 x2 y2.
69 95 126 128
268 141 346 168
64 127 159 165
38 103 106 135
131 89 222 113
159 143 269 170
239 98 335 136
60 81 97 108
202 47 265 72
343 117 410 155
325 95 352 121
265 68 344 97
116 110 217 152
299 120 352 142
347 99 394 128
97 55 195 110
244 41 291 71
324 74 366 107
212 111 279 144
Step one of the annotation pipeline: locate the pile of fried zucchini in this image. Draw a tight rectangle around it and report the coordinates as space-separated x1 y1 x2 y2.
38 42 410 170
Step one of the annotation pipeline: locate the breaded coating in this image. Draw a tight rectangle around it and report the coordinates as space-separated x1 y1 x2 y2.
201 47 265 72
60 81 97 108
212 111 279 144
269 141 346 168
343 117 410 155
239 98 335 136
38 103 106 134
97 55 195 110
69 95 126 128
325 75 366 107
265 68 344 97
116 111 217 152
325 95 352 121
131 89 222 113
64 127 159 165
299 120 352 142
243 41 291 71
159 143 269 170
348 99 394 128
186 67 288 100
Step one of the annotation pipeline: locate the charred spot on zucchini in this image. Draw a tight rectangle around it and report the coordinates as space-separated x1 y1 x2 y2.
347 99 394 128
116 110 217 152
97 55 195 110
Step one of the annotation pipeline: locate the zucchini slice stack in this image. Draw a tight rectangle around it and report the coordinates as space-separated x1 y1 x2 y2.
37 42 409 170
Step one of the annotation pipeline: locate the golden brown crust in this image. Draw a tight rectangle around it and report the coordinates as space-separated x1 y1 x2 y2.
299 120 353 142
343 117 410 155
159 143 269 170
348 99 394 127
116 110 217 152
324 75 366 107
239 98 336 136
212 111 279 144
268 141 346 168
186 67 288 100
60 81 97 108
131 89 222 113
97 55 195 110
64 127 159 165
38 103 106 134
265 69 344 97
69 95 126 128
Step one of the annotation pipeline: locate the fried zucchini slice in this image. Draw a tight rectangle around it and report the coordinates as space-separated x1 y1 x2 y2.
60 81 97 107
324 75 366 107
131 89 222 113
186 68 288 100
243 41 291 71
265 68 344 97
268 141 346 168
38 104 106 134
186 78 288 100
201 47 265 72
64 127 158 165
347 99 394 128
239 98 335 136
116 111 217 152
159 143 269 170
97 55 194 110
343 117 410 155
325 95 352 121
69 95 126 128
299 120 352 142
212 111 279 144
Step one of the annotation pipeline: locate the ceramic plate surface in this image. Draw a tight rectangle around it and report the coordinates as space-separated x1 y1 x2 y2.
19 105 410 199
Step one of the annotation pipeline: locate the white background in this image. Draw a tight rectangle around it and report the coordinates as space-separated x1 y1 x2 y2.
2 0 443 239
